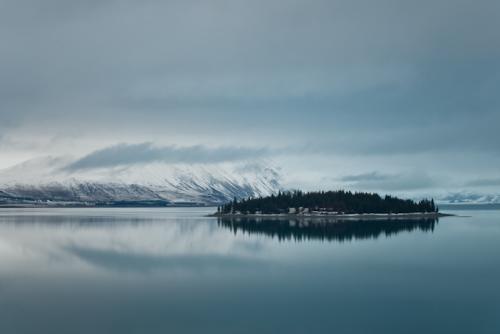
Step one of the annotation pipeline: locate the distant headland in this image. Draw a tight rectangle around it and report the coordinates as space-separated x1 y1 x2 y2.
213 190 449 220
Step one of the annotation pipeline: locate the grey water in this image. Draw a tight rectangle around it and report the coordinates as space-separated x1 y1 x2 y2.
0 207 499 334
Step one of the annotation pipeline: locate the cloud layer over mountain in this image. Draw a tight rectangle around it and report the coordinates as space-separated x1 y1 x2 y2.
1 0 499 197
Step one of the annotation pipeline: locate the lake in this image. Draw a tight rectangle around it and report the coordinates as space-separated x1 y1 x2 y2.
0 207 499 333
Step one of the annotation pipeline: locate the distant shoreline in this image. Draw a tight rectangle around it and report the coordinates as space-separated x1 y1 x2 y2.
0 203 210 209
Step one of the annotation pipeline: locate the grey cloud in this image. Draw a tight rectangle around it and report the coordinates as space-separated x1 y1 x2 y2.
465 178 500 187
341 172 391 182
2 0 499 125
340 171 437 191
64 143 272 170
1 0 499 191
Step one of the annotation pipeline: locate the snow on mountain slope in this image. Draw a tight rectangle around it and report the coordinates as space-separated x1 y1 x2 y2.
437 192 500 204
0 157 282 205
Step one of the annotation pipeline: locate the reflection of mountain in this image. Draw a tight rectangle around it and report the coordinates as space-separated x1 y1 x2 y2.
0 209 263 274
218 217 437 242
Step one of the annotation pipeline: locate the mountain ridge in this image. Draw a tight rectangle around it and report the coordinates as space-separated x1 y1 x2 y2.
0 157 282 206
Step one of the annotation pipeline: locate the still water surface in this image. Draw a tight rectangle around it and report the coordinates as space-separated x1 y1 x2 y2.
0 208 499 333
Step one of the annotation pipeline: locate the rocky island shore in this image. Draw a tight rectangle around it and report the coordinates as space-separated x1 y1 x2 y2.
212 211 447 220
211 190 450 221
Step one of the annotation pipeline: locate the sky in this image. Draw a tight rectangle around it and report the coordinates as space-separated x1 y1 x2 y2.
1 0 499 198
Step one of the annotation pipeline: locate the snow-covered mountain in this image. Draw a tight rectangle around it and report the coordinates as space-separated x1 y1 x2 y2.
0 156 282 206
437 192 500 204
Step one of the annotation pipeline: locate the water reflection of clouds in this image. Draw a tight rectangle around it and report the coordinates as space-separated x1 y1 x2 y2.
65 245 268 273
0 213 269 275
0 210 439 276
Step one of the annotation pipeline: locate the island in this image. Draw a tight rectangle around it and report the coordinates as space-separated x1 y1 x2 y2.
213 190 447 220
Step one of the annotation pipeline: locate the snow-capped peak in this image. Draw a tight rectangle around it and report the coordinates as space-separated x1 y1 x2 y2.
0 157 282 205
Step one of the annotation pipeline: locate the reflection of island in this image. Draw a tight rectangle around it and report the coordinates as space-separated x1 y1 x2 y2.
218 217 438 242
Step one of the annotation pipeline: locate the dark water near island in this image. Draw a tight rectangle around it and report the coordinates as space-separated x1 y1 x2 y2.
0 208 499 334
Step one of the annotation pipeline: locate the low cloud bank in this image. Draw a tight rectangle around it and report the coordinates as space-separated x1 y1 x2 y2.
340 171 436 191
64 143 273 171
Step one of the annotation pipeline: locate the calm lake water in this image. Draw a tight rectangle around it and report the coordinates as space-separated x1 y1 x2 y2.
0 207 499 334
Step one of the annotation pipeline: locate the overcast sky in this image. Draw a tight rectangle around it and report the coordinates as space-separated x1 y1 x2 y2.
1 0 499 197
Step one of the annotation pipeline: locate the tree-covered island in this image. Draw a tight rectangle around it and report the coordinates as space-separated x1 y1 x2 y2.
216 190 440 218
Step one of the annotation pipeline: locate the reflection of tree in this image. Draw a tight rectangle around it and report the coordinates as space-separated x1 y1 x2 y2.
218 217 437 242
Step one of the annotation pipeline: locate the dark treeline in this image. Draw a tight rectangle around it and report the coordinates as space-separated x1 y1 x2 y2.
220 190 437 214
218 218 437 243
